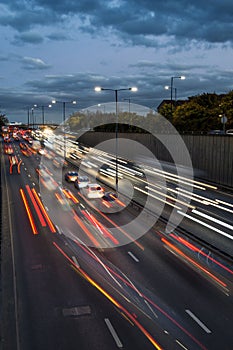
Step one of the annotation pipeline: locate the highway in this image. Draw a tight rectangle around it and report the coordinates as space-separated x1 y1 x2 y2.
1 135 233 350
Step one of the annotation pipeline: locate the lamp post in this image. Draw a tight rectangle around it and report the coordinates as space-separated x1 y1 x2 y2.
170 76 185 118
94 86 138 195
33 104 52 125
51 99 77 158
219 114 227 134
31 107 34 129
165 86 177 102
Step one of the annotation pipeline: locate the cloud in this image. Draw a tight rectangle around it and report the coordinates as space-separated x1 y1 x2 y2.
21 56 51 70
13 32 44 45
47 32 70 41
1 0 233 47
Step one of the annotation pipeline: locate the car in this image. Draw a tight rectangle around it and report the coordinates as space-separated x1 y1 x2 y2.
82 183 104 199
208 130 224 135
64 171 79 182
39 170 58 191
74 175 90 189
226 129 233 135
99 191 126 212
38 147 46 155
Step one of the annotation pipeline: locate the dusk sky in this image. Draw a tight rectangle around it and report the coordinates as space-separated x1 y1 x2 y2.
0 0 233 124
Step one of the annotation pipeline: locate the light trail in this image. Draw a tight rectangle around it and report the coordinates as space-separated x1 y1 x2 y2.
31 188 56 233
145 185 195 209
81 210 119 245
170 233 233 275
52 241 163 350
20 188 38 234
77 192 144 250
192 209 233 231
25 185 47 227
161 237 227 288
177 210 233 241
73 210 100 247
146 167 217 190
134 186 181 209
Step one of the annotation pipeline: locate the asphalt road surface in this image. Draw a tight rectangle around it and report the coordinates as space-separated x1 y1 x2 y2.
1 138 233 350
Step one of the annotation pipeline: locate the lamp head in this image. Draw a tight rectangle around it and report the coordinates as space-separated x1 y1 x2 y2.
94 86 102 92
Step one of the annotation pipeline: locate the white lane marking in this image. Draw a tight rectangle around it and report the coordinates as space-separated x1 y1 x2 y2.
175 339 188 350
55 225 61 234
72 256 80 268
104 318 123 348
128 251 139 262
185 309 211 334
144 299 158 318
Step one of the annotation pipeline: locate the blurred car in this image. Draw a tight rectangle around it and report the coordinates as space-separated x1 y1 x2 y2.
39 169 58 191
208 130 224 135
82 183 104 199
100 192 126 212
74 175 90 189
4 144 14 154
38 147 46 155
64 171 79 182
226 129 233 135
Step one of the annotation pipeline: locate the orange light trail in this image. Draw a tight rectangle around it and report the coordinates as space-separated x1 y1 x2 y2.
62 188 79 203
31 188 56 233
73 210 100 247
81 210 119 245
73 239 207 350
170 233 233 275
26 185 47 227
78 192 144 250
52 241 162 350
20 188 38 234
161 237 227 288
55 192 63 204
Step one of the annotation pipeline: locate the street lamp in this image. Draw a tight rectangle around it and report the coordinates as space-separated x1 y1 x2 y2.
170 76 185 117
51 99 77 158
165 85 177 102
94 86 138 195
219 114 227 134
33 104 52 125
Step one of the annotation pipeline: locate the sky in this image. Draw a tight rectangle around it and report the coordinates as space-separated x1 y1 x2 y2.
0 0 233 124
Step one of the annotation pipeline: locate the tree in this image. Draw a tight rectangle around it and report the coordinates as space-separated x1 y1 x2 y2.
0 113 9 127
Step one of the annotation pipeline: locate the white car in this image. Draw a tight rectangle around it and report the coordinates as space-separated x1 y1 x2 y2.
82 183 104 199
74 175 90 189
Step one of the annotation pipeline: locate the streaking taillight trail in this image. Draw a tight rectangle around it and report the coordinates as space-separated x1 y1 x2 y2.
19 186 56 234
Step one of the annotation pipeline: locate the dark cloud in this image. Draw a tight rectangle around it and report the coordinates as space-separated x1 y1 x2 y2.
1 0 233 46
13 32 44 45
47 32 70 41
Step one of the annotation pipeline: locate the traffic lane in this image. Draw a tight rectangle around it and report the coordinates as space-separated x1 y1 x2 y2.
3 161 158 350
12 148 233 348
54 235 182 350
102 230 233 350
